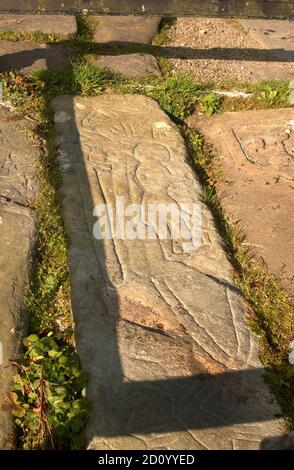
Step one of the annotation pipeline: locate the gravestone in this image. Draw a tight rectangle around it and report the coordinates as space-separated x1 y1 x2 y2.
52 94 283 449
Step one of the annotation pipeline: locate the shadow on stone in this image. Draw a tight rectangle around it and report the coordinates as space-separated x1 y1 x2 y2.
0 41 293 77
0 41 73 74
88 42 294 63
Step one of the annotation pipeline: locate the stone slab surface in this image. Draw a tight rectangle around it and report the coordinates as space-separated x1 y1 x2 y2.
240 19 294 62
93 15 161 44
0 14 77 38
91 53 161 77
0 107 39 205
0 204 36 449
91 15 162 78
52 94 283 450
0 105 38 449
0 40 73 74
188 108 294 297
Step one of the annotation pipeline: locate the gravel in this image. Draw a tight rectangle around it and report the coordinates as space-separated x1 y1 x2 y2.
162 18 294 84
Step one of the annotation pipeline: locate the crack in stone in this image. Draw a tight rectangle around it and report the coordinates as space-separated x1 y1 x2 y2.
0 194 32 210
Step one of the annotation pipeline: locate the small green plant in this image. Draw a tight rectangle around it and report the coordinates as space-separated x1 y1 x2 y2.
202 185 218 205
1 71 38 109
199 93 222 116
154 17 175 45
0 30 59 43
31 59 120 97
76 15 97 42
115 73 201 119
71 59 120 96
147 73 201 119
254 80 290 107
3 333 90 450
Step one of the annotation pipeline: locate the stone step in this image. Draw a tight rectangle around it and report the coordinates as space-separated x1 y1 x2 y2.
92 15 162 77
52 94 283 450
90 53 161 78
0 40 73 74
0 105 39 449
93 16 161 45
188 108 294 298
0 14 77 39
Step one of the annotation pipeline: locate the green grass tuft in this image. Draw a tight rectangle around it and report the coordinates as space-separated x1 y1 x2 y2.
115 73 202 119
153 17 175 46
199 92 222 116
31 58 120 97
76 15 97 42
253 80 290 108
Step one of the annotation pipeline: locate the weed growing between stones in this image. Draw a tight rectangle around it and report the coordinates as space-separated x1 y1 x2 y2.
199 92 222 117
4 334 90 450
153 17 176 46
220 79 291 112
31 58 120 97
0 30 60 43
76 15 96 42
115 73 203 119
253 80 291 108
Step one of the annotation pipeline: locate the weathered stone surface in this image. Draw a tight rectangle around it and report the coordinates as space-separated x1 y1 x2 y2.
0 203 36 449
0 14 77 38
91 15 161 77
240 19 294 62
91 53 161 77
52 94 283 450
0 106 39 449
0 40 73 74
260 431 294 450
93 16 161 44
188 108 294 297
0 107 39 205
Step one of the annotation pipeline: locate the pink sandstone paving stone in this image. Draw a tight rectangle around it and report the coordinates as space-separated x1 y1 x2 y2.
188 107 294 298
